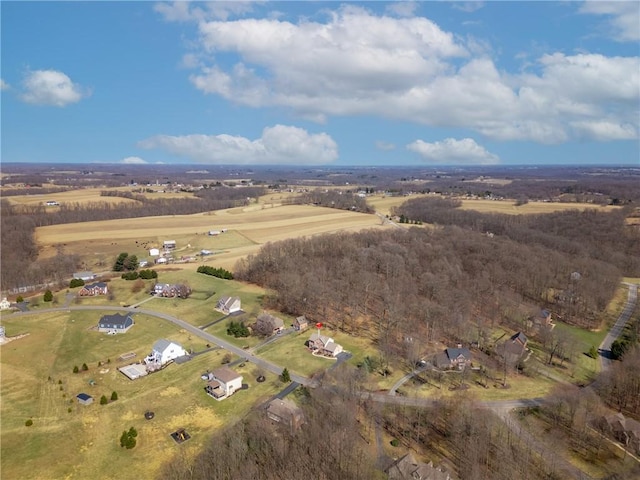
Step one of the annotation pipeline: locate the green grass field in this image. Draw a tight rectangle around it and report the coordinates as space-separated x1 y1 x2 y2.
0 310 280 480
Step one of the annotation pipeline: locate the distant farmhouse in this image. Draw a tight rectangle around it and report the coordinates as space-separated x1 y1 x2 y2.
145 339 187 366
204 366 243 401
78 282 108 296
0 297 12 310
216 296 242 314
434 346 472 370
73 271 97 281
307 332 343 357
266 398 305 432
163 240 176 250
527 309 555 333
98 313 134 334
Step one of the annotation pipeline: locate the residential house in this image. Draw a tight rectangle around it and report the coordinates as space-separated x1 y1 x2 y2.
145 339 187 366
434 346 472 370
73 271 96 281
256 313 285 336
76 393 94 406
217 296 242 314
497 332 528 366
266 398 305 431
98 313 134 334
307 332 343 357
294 315 309 331
78 282 109 296
386 452 451 480
163 240 176 250
149 248 160 257
527 309 555 333
152 283 190 298
595 413 640 455
205 366 243 401
0 297 11 310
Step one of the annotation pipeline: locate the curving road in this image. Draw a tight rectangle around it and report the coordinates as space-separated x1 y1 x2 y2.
598 283 638 373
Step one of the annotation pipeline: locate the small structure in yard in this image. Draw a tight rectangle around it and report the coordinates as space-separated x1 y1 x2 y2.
294 315 309 331
204 366 243 401
266 398 305 432
145 339 187 367
208 230 221 236
216 296 241 314
307 332 343 357
434 345 472 370
386 452 451 480
119 363 149 380
76 393 94 405
144 411 155 420
98 313 134 334
0 298 11 311
73 271 96 281
170 428 191 444
163 240 176 250
149 248 160 257
78 282 109 296
155 257 168 265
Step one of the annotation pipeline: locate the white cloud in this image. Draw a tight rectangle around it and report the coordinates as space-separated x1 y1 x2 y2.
452 2 485 13
570 121 638 141
0 79 9 90
154 1 256 23
20 69 89 107
183 6 638 144
579 1 640 42
121 156 148 164
138 125 338 165
385 1 419 18
375 140 396 151
407 138 499 165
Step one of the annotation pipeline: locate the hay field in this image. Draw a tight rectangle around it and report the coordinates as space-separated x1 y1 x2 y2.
5 187 195 208
35 204 390 271
0 310 280 480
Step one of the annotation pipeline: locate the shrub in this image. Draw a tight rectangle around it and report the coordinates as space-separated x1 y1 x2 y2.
139 269 158 279
43 290 53 302
587 346 599 359
221 354 232 365
227 321 250 338
111 391 118 401
69 278 85 288
197 265 233 280
25 419 33 427
121 271 139 281
73 365 79 374
58 379 62 384
100 395 108 405
68 407 72 413
16 295 24 303
280 368 291 383
120 427 138 449
390 438 400 447
131 279 145 293
82 363 88 371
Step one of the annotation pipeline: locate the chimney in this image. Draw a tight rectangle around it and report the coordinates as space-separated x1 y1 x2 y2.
457 343 462 349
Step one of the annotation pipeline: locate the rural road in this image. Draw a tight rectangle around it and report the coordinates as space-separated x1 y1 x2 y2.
598 282 638 373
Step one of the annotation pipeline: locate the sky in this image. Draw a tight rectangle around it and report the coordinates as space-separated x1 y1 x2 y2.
1 1 639 166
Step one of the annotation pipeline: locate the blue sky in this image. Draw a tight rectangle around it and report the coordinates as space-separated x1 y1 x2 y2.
1 1 639 166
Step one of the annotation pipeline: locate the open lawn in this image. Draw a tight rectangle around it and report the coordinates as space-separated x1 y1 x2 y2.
0 310 280 480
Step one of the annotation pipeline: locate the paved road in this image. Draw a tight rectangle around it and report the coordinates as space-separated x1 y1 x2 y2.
598 283 638 373
388 364 430 396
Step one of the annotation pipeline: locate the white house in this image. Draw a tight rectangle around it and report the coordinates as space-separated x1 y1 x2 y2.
0 298 11 310
149 248 160 257
205 366 243 401
145 339 187 366
73 271 96 281
216 296 242 314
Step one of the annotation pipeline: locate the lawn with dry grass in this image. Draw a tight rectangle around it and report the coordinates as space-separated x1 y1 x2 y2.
0 310 281 480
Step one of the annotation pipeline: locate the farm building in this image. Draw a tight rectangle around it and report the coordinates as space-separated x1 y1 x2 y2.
145 339 187 366
76 393 94 405
149 248 160 256
204 366 243 401
98 313 134 334
216 296 241 314
78 282 108 296
163 240 176 250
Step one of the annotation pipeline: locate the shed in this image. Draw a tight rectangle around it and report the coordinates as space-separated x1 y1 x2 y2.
76 393 94 405
149 248 160 257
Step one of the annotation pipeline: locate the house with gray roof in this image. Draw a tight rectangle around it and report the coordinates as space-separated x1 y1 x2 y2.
434 345 472 370
79 281 108 296
386 452 451 480
216 296 242 314
98 313 134 334
145 339 187 366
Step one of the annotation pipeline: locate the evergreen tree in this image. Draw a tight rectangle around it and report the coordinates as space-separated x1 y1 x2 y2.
280 367 291 383
43 290 53 302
